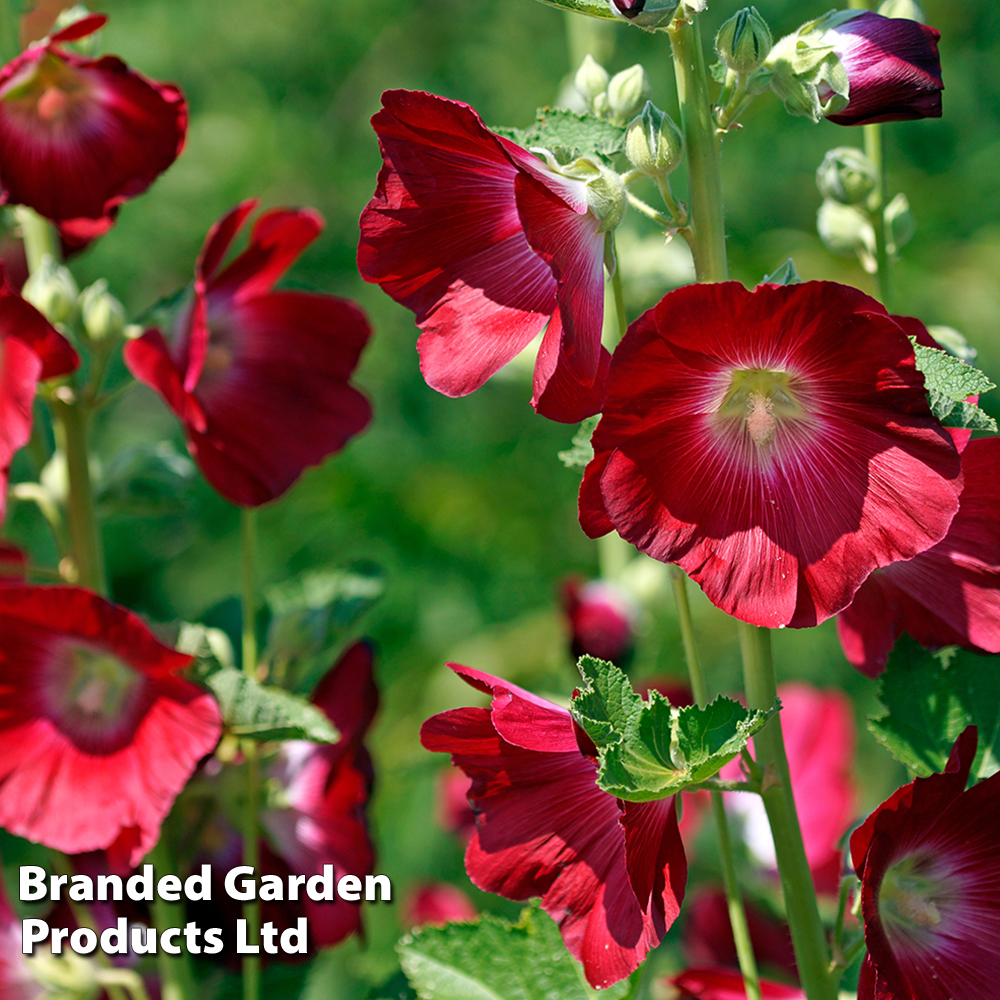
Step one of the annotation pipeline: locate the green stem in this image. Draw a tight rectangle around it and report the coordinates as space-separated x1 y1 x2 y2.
738 623 837 1000
0 0 17 64
50 390 107 594
864 123 893 310
608 243 629 349
668 15 728 282
15 207 58 274
97 969 154 1000
626 191 675 229
148 840 196 1000
670 567 762 1000
241 507 261 1000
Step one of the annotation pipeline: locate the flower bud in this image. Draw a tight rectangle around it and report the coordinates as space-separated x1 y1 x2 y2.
816 146 878 205
817 198 875 261
877 0 925 21
22 254 79 325
575 55 610 110
625 102 683 179
79 279 126 341
716 7 773 75
607 64 650 125
884 192 914 252
608 0 681 29
562 578 637 667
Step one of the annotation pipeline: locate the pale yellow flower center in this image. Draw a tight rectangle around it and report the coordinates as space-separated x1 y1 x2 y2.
714 368 806 449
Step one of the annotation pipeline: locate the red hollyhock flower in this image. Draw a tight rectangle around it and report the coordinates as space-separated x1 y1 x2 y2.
838 437 1000 677
561 578 637 666
0 266 78 523
420 664 687 989
358 90 613 423
669 967 805 1000
124 201 372 507
0 15 186 241
261 641 378 947
580 281 962 629
402 883 477 928
0 586 222 866
851 726 1000 1000
0 874 43 1000
822 12 943 126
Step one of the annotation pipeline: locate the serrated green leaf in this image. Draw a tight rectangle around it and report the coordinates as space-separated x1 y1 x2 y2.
868 637 1000 780
927 390 998 431
559 415 600 471
572 657 777 800
913 341 995 400
532 0 618 21
398 908 632 1000
190 659 338 744
494 109 627 159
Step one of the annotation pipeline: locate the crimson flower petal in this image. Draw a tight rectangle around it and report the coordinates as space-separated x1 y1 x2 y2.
581 281 962 628
124 204 372 507
669 967 805 1000
0 586 222 866
421 665 686 989
358 89 609 422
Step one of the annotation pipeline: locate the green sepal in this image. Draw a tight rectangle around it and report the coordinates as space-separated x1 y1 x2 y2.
559 415 600 471
868 637 1000 781
571 655 778 801
761 259 801 285
911 340 998 432
397 907 634 1000
493 109 627 160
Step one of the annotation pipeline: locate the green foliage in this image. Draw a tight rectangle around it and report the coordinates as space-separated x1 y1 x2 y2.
531 0 618 21
558 416 600 471
493 109 627 159
397 908 633 1000
868 637 1000 781
911 340 998 431
761 258 801 285
571 656 777 800
95 442 196 516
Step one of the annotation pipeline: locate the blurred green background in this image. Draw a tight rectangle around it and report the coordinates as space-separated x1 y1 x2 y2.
7 0 999 995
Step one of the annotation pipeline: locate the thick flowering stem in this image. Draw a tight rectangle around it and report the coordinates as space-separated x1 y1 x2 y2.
864 123 894 309
241 507 261 1000
739 622 837 1000
668 15 728 282
148 839 196 1000
0 0 16 64
670 567 762 1000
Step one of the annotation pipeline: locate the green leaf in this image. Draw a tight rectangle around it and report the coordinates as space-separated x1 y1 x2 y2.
493 109 626 159
95 441 196 516
531 0 618 21
761 259 801 286
558 415 600 471
190 657 338 744
398 908 633 1000
912 340 997 430
710 60 728 84
926 390 998 431
868 637 1000 781
261 561 385 693
571 656 778 800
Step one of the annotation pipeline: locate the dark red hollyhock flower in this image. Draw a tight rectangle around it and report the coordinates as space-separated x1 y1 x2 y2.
0 586 222 866
580 281 962 629
436 764 476 842
261 641 378 947
669 967 805 1000
421 664 687 989
0 15 186 238
0 267 78 523
0 872 43 1000
851 726 1000 1000
838 437 1000 677
561 578 637 665
124 201 372 507
358 90 611 423
822 12 943 126
402 883 477 928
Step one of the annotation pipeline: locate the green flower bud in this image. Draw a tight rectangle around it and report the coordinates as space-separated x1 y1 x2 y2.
816 147 878 205
558 156 628 233
607 64 650 126
884 192 914 253
716 7 773 75
575 55 610 110
23 254 79 325
625 102 683 179
877 0 925 20
79 279 126 341
817 198 875 261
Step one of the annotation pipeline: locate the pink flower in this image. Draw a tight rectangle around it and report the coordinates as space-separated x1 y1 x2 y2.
124 201 372 506
261 641 378 947
0 15 186 241
420 664 687 989
0 267 78 522
822 12 943 126
0 586 222 866
0 873 43 1000
580 281 962 629
358 90 613 423
851 726 1000 1000
838 436 1000 677
668 968 805 1000
561 578 637 666
402 883 477 928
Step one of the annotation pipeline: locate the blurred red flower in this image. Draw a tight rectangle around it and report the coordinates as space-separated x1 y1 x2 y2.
668 967 805 1000
561 578 637 666
851 726 1000 1000
0 267 78 522
261 641 379 947
0 15 186 245
0 873 42 1000
421 664 686 989
402 883 477 928
580 281 962 629
124 200 372 506
358 89 612 423
0 586 221 866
